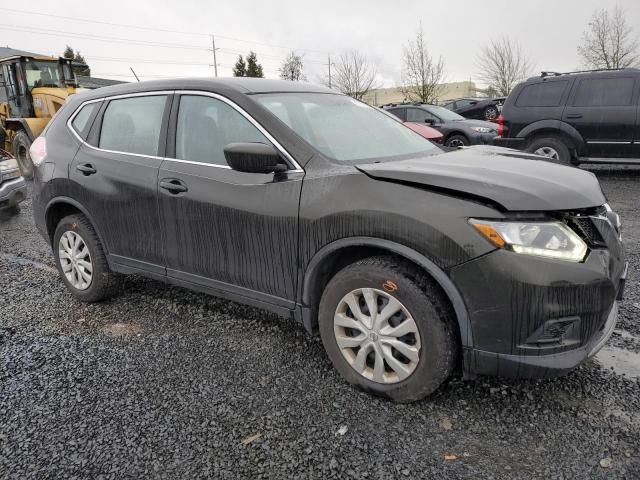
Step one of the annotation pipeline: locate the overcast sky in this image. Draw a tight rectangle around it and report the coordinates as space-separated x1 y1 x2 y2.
1 0 639 87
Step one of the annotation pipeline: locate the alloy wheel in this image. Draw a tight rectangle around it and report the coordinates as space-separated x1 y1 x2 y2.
333 288 421 384
447 138 465 148
533 146 560 160
58 231 93 290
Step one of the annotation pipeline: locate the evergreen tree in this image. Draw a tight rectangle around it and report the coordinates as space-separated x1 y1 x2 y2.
246 51 264 78
63 45 91 76
232 55 247 77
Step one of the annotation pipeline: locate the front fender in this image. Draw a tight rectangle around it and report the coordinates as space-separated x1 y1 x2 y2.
301 236 473 348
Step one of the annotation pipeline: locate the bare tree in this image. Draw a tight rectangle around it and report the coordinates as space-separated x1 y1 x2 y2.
477 37 534 96
330 50 379 100
279 51 306 81
401 26 445 103
578 6 639 69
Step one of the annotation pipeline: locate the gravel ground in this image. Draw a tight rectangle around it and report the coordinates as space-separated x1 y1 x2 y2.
1 170 639 479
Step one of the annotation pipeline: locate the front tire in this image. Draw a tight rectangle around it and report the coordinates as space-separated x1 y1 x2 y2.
12 130 33 179
318 256 458 403
526 136 572 165
53 214 123 302
445 134 469 148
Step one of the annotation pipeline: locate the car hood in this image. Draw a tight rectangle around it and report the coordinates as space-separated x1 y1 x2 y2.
356 146 606 211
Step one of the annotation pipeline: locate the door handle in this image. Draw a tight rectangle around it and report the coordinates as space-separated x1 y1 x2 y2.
566 113 583 119
76 163 96 175
159 179 188 194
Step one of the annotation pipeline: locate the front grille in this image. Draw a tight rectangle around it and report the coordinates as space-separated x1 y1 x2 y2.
570 216 606 247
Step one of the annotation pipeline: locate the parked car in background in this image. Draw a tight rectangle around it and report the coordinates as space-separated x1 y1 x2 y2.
33 78 625 402
0 148 26 214
494 69 640 165
403 122 443 143
378 107 443 144
382 103 497 148
442 97 506 121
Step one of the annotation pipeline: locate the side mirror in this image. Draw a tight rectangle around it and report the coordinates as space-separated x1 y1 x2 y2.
469 101 478 105
424 118 435 125
224 142 286 174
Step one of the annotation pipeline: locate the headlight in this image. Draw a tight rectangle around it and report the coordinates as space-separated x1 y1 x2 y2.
469 219 588 262
470 127 494 133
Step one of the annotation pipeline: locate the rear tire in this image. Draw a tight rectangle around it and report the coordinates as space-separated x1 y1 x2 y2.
526 136 572 165
445 134 469 148
318 256 458 403
53 214 123 302
12 130 33 179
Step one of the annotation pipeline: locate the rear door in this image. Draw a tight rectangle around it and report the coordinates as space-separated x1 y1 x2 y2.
69 92 170 277
563 75 638 158
158 92 303 306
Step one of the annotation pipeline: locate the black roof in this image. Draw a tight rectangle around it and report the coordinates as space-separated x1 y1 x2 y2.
75 77 336 101
0 46 40 60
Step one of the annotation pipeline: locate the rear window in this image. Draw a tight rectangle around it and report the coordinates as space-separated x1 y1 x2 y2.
99 95 167 156
71 102 101 139
516 81 568 107
573 77 635 107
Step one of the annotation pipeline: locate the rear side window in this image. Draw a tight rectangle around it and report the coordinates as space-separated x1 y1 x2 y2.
175 95 270 166
516 81 568 107
573 77 635 107
71 102 101 139
99 95 167 156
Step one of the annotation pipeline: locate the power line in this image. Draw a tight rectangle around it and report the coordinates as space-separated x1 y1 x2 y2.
0 7 328 55
0 24 210 50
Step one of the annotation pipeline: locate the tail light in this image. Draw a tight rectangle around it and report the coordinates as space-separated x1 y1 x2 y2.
496 114 504 137
30 137 47 167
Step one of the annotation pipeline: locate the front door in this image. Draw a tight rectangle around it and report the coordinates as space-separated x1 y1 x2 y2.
563 76 638 158
158 93 303 305
69 93 170 276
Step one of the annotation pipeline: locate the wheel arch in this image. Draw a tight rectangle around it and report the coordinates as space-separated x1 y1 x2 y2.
300 237 473 348
443 131 469 144
45 197 109 254
520 120 584 151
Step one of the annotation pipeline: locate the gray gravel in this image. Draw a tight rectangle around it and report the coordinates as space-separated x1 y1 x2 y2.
1 171 639 479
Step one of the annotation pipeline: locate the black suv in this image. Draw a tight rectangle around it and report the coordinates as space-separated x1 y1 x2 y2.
495 69 640 164
32 79 626 402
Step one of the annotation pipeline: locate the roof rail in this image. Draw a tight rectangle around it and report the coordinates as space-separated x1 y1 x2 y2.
540 67 639 78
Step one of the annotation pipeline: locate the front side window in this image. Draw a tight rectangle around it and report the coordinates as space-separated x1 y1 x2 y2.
573 77 635 107
516 81 568 107
176 95 270 166
255 93 439 163
406 108 439 123
99 95 167 156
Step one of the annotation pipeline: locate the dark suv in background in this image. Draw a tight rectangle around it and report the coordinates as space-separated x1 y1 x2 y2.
31 78 625 402
495 69 640 164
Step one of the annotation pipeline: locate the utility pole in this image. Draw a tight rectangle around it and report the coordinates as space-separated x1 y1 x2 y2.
326 54 332 89
211 35 219 77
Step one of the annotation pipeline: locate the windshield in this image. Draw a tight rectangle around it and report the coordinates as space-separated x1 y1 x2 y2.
24 60 63 89
427 105 465 122
254 93 439 163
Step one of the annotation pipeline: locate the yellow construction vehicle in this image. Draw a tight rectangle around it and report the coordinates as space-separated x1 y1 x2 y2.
0 48 78 178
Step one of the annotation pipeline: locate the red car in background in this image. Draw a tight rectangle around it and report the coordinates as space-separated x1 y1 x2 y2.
403 122 444 144
378 107 443 144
